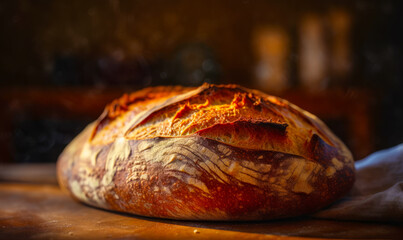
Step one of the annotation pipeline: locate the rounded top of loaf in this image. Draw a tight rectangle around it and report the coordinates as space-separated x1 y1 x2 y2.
90 83 353 166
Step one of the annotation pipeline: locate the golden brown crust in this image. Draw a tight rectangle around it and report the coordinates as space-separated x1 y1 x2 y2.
91 85 195 144
57 83 355 220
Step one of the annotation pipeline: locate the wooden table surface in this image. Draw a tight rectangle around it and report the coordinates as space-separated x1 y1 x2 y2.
0 164 402 240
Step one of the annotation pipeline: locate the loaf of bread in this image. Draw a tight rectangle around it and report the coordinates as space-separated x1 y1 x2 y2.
57 83 355 220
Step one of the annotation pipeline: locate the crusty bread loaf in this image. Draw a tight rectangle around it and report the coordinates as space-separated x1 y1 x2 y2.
57 83 355 220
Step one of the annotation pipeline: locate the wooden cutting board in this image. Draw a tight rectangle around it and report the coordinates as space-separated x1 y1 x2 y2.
0 165 402 239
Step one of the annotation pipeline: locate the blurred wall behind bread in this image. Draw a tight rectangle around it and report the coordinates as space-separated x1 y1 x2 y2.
0 0 401 163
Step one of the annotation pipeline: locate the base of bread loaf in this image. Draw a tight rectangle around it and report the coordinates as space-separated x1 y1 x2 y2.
58 123 354 220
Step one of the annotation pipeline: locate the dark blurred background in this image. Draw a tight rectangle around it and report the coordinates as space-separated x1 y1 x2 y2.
0 0 401 163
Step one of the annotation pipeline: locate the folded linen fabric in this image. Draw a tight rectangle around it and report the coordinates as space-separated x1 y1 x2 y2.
313 144 403 222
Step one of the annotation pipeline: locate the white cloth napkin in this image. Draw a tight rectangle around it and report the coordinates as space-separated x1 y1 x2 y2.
313 144 403 222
